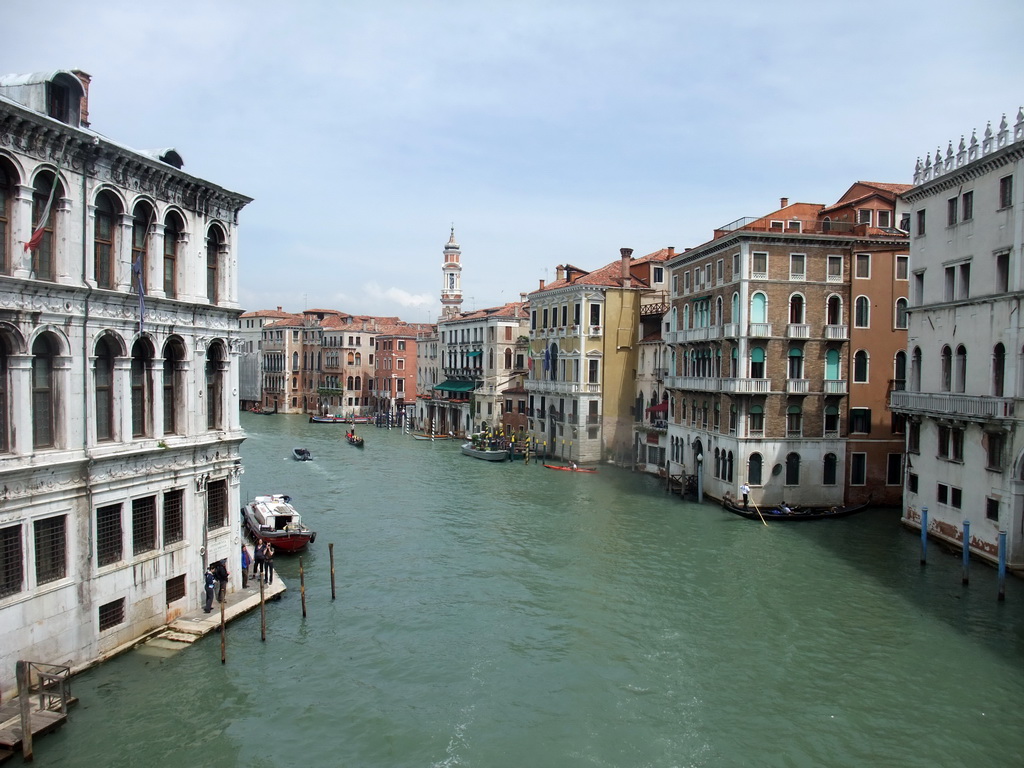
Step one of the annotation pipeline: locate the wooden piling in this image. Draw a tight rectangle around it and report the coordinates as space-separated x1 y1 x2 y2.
300 557 307 618
220 598 226 664
259 576 266 641
329 543 337 599
16 661 31 761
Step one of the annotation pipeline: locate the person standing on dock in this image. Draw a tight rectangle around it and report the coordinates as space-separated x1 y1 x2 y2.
213 559 229 603
263 543 275 585
203 565 216 613
241 544 251 588
253 539 266 580
740 483 750 509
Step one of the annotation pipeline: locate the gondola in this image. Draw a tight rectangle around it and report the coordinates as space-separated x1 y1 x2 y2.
346 432 364 447
721 496 870 521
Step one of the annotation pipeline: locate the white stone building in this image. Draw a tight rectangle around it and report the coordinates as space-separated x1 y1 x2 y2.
0 70 251 698
892 109 1024 568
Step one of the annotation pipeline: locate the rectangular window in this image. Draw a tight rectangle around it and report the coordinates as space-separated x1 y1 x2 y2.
944 266 956 302
0 524 23 598
683 272 691 292
937 483 948 504
996 250 1010 293
827 255 843 283
857 209 872 225
789 254 805 281
999 175 1013 209
855 253 871 279
751 252 768 279
886 454 902 485
207 479 228 530
913 272 924 304
951 487 962 509
958 263 971 300
987 498 999 521
850 408 871 434
589 303 601 327
588 359 599 384
164 488 184 545
166 574 186 605
705 264 712 285
716 259 724 283
962 190 974 221
851 453 867 485
916 209 926 236
34 515 66 584
732 253 739 277
877 210 892 228
97 503 122 567
895 255 909 280
908 472 919 493
98 598 125 631
132 496 157 556
986 432 1005 470
947 197 958 226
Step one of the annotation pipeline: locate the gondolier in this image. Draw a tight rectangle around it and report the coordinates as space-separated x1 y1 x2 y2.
740 483 750 509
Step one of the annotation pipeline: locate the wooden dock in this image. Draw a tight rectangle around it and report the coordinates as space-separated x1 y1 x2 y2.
0 696 76 759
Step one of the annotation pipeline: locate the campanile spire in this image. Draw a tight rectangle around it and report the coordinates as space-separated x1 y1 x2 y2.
441 226 463 319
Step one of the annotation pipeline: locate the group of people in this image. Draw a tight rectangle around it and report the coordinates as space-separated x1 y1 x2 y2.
252 539 275 584
203 540 275 614
203 559 230 613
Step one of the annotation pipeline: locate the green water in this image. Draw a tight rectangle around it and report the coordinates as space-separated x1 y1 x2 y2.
24 414 1024 767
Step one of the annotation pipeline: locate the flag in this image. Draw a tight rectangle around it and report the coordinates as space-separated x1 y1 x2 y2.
132 255 146 334
24 171 60 252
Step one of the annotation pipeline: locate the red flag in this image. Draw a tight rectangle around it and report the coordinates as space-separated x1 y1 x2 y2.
24 171 59 252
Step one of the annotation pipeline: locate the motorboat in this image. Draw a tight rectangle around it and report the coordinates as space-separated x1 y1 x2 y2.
242 494 317 552
292 447 312 461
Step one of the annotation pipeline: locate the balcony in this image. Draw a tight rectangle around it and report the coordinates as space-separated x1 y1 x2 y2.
588 325 602 337
823 380 848 395
786 324 810 339
824 324 848 341
748 323 772 338
680 326 722 343
721 378 771 394
678 376 720 392
890 391 1015 422
722 323 740 338
786 379 810 395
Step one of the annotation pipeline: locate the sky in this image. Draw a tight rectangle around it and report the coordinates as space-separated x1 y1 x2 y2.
4 0 1022 321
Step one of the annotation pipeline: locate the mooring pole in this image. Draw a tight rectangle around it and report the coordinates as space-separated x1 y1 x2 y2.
220 598 226 664
329 542 337 600
920 506 928 566
998 530 1007 602
962 520 971 585
16 660 32 761
300 557 307 618
259 575 267 641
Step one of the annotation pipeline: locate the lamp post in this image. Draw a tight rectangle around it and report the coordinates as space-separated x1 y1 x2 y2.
696 452 704 504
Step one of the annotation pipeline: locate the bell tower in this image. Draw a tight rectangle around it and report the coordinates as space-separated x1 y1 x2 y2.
440 226 463 319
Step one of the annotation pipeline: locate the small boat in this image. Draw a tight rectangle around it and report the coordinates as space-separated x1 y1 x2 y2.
242 494 317 552
461 442 510 462
413 433 452 441
292 447 312 461
720 496 871 521
543 464 597 473
347 416 373 424
309 415 346 424
346 432 364 447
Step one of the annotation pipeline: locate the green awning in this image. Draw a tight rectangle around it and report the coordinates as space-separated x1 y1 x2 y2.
466 350 483 358
433 380 477 393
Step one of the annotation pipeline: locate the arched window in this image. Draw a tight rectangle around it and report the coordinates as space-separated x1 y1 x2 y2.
488 350 494 370
854 350 869 383
854 296 870 328
206 225 224 303
993 343 1005 397
748 453 763 485
163 213 183 298
823 453 838 485
354 376 361 390
789 294 804 324
895 298 909 329
347 352 354 365
131 201 154 295
750 346 766 378
894 351 907 390
715 296 723 326
749 404 764 435
95 336 116 442
824 405 839 436
955 345 967 393
751 292 767 324
788 348 803 379
726 451 734 482
682 305 690 330
504 348 512 369
825 349 840 380
163 338 185 435
787 405 802 437
347 375 354 389
822 216 831 232
32 172 64 281
206 342 225 430
731 292 739 323
0 332 9 452
131 339 153 437
0 161 13 275
292 351 299 370
714 448 721 479
94 192 118 289
355 353 361 365
911 347 922 391
827 295 842 326
32 334 58 448
785 452 801 485
940 345 952 392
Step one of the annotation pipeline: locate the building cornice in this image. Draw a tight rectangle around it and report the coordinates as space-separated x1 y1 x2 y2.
902 143 1024 203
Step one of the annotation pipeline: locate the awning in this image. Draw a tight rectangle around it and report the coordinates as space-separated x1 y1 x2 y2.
647 401 668 413
433 380 477 393
466 350 483 358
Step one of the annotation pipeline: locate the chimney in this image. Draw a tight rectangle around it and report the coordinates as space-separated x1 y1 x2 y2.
667 246 675 257
620 248 633 288
780 197 789 208
539 278 545 290
72 69 91 128
555 265 565 281
277 306 282 312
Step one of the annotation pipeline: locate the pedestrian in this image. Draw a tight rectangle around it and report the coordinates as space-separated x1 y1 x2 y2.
241 544 251 588
740 482 750 509
253 539 266 580
203 565 216 613
213 559 229 603
263 543 275 585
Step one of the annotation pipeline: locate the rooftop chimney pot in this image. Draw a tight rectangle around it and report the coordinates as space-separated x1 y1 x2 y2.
780 197 789 208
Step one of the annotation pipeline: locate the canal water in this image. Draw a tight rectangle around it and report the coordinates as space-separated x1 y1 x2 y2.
25 414 1024 767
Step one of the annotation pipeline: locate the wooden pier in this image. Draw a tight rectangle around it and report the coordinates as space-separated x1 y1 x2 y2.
0 661 76 762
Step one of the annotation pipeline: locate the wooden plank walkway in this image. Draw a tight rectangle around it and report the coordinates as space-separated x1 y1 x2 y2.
0 696 77 753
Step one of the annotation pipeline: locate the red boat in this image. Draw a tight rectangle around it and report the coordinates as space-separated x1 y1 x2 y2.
242 494 317 552
543 464 597 473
